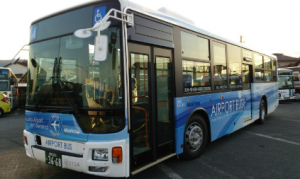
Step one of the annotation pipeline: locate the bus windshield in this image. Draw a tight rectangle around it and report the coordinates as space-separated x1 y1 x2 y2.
27 6 123 111
0 69 18 91
27 29 122 110
278 75 293 89
0 81 9 91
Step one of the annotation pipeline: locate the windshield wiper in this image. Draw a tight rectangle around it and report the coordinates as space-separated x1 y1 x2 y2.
33 57 79 114
33 76 55 111
39 107 75 114
59 80 79 114
57 57 79 114
33 57 59 111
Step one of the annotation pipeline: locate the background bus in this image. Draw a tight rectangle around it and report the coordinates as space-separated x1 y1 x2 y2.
0 67 18 108
278 68 297 101
287 66 300 96
23 0 278 177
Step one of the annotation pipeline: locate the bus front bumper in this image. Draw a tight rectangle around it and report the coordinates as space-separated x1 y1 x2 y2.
23 130 129 178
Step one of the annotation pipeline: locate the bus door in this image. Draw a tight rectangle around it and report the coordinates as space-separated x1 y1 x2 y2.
242 64 253 120
128 43 174 171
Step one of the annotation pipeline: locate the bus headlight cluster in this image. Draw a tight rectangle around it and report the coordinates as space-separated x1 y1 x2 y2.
92 149 108 161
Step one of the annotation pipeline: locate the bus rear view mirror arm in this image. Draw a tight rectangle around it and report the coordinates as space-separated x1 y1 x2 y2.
74 8 134 61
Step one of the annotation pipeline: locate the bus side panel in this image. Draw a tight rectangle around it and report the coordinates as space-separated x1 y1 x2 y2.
251 82 278 120
174 90 252 154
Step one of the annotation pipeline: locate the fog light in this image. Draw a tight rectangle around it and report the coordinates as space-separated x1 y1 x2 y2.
89 166 108 172
93 149 108 161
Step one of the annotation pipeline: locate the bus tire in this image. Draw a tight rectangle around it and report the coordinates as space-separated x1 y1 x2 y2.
182 115 208 160
257 99 267 124
0 109 3 117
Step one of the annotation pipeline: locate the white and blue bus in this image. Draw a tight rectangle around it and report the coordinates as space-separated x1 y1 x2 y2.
278 68 295 100
23 0 278 177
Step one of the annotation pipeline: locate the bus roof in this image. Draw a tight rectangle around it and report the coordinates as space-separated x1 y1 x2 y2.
278 68 293 75
31 0 276 59
0 67 18 79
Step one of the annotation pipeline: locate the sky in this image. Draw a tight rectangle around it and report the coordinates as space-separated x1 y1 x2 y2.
0 0 300 60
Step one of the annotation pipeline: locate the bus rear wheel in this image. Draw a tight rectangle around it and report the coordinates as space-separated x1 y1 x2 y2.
182 115 208 160
257 99 266 124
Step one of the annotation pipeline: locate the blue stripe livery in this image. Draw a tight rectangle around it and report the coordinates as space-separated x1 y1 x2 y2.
174 83 278 154
25 111 129 143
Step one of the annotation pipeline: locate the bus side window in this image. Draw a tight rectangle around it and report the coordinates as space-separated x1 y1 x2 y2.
10 78 15 85
183 74 192 87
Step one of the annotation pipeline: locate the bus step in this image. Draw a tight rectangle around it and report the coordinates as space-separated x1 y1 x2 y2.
131 153 177 175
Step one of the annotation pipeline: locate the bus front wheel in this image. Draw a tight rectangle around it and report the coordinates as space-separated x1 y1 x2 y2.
182 115 208 160
257 99 267 124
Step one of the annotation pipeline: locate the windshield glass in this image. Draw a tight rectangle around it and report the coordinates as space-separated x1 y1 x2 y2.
0 69 9 80
0 81 9 91
0 69 11 91
27 26 122 109
278 76 293 89
27 2 125 134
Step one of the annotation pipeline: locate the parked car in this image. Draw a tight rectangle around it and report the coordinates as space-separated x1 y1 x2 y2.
0 93 11 116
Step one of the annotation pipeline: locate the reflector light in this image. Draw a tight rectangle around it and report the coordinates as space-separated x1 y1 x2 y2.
112 147 122 163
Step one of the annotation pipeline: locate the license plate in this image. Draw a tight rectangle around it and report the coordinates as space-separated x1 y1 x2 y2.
45 151 62 168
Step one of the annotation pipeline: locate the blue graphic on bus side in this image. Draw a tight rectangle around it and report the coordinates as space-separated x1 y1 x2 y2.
93 6 107 25
25 111 130 143
174 83 278 154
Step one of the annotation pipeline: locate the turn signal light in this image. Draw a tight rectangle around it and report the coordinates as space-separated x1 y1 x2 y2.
112 147 122 163
23 135 28 145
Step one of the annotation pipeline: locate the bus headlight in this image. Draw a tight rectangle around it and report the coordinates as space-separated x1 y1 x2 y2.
92 149 108 161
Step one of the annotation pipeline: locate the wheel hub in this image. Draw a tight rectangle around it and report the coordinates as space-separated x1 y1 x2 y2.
186 123 203 151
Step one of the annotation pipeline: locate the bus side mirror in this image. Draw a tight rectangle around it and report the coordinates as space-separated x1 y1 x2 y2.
31 59 37 68
94 35 108 61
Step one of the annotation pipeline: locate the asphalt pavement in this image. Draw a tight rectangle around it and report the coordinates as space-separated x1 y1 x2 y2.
1 101 300 179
